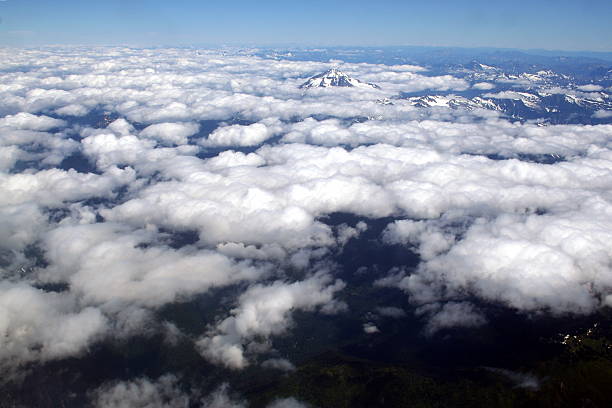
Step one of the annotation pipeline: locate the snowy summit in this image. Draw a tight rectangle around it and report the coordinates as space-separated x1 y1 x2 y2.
300 68 380 89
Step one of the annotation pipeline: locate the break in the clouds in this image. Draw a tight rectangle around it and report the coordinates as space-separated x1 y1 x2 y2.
0 46 611 382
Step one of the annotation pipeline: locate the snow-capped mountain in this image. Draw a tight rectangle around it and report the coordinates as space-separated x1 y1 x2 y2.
300 68 381 89
452 61 573 86
405 95 503 111
403 90 612 124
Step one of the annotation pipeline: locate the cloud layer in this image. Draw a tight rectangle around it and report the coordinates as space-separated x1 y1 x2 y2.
0 46 611 393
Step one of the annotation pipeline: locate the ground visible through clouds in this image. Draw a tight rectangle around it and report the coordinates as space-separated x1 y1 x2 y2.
0 46 611 408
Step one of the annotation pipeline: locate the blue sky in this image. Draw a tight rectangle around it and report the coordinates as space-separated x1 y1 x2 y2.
0 0 611 51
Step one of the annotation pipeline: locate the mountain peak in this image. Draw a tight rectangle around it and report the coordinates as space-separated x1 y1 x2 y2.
300 68 380 89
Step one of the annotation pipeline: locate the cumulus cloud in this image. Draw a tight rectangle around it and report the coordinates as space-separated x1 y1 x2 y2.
81 118 198 172
0 112 66 131
0 166 135 207
200 383 247 408
197 271 345 369
261 357 296 371
593 109 612 119
39 223 266 309
482 91 537 101
140 122 200 146
472 82 495 90
1 45 612 378
93 375 191 408
0 282 107 369
0 114 78 170
576 84 603 92
93 377 308 408
201 118 283 147
0 204 48 266
54 103 90 117
375 306 406 318
0 47 465 124
484 368 540 390
266 398 310 408
380 201 612 318
418 302 487 335
363 322 380 334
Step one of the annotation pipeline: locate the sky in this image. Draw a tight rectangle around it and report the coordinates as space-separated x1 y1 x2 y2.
0 0 611 51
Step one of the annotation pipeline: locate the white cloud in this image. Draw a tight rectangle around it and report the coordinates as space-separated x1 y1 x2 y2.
201 118 283 147
382 201 612 316
266 398 310 408
0 112 66 131
93 375 191 408
576 84 603 92
482 91 536 101
375 306 406 318
0 282 107 369
261 357 296 371
363 322 380 334
485 367 540 390
418 302 487 335
472 82 495 90
54 104 90 117
140 122 200 146
593 109 612 119
1 45 612 374
0 166 134 207
196 271 345 369
201 383 247 408
39 223 266 309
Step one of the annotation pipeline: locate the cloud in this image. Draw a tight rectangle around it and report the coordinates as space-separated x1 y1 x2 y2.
266 398 310 408
54 104 90 117
472 82 495 90
201 118 283 147
39 223 266 309
482 91 538 102
484 368 540 390
0 48 465 124
0 112 66 131
200 383 247 408
0 282 107 369
381 201 612 317
593 109 612 119
81 119 198 172
140 122 200 146
363 322 380 334
196 271 345 369
1 45 612 377
261 357 296 371
93 376 306 408
418 302 487 335
375 306 406 318
93 375 192 408
576 84 603 92
0 166 134 207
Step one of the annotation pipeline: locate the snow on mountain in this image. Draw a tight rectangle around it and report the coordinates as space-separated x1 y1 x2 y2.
456 61 572 85
403 89 612 123
300 68 381 89
483 91 542 109
404 95 502 111
562 94 612 110
376 98 394 105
